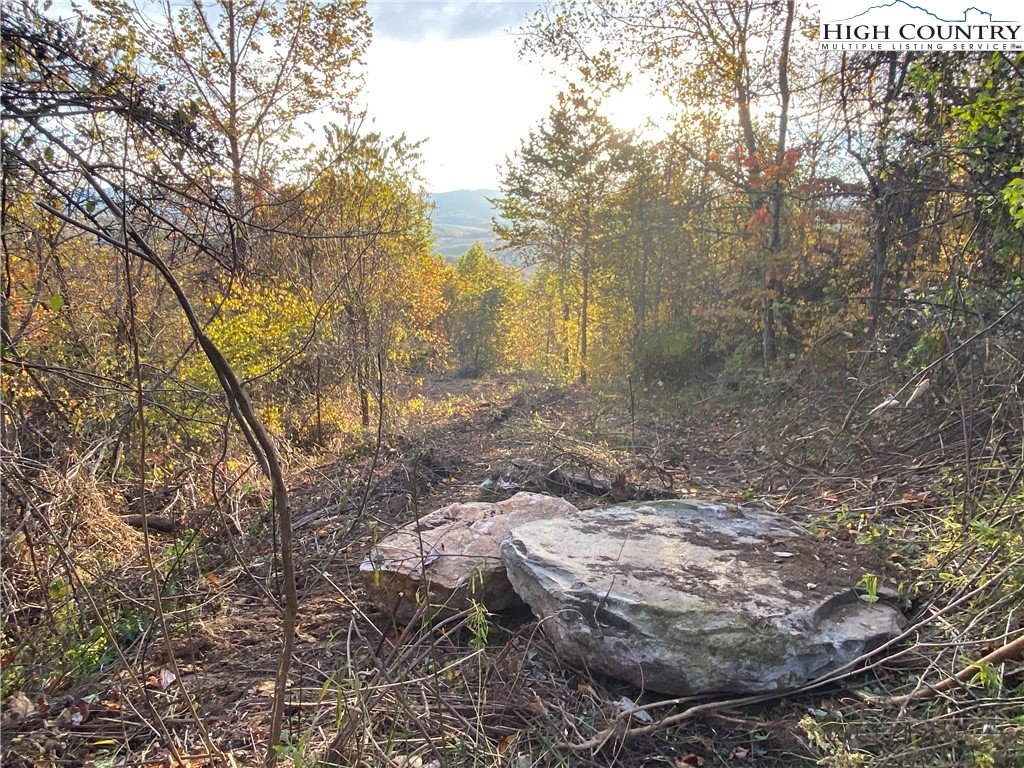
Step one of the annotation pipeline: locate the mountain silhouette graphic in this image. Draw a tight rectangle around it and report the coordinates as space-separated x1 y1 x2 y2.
837 1 1014 23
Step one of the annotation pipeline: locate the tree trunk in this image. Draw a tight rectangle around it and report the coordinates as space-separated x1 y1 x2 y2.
867 194 892 329
580 249 590 387
225 0 248 269
761 0 795 369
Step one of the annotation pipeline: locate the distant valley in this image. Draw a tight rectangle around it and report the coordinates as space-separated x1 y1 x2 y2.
429 189 509 262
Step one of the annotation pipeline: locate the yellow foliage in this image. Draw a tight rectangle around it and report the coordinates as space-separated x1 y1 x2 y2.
200 280 323 383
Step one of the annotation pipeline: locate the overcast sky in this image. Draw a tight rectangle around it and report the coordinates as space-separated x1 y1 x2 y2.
359 0 556 192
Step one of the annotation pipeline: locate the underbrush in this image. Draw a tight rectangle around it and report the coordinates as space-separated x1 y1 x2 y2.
2 468 142 696
2 353 1021 767
666 311 1024 767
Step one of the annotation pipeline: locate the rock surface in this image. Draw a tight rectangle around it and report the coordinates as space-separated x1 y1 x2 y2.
361 492 578 623
501 500 906 695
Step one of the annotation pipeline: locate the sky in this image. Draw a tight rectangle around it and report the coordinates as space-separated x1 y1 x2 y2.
358 0 557 193
46 0 661 193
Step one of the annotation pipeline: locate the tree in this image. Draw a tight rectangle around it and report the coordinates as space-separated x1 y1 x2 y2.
294 125 434 427
947 53 1024 274
92 0 372 267
1 8 299 760
449 243 519 375
495 87 634 385
524 0 808 367
837 52 935 328
836 51 1024 330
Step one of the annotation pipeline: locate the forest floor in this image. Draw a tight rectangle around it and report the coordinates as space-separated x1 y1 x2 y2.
3 372 1022 767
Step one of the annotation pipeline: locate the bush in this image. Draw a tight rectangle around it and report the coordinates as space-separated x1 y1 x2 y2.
633 318 721 386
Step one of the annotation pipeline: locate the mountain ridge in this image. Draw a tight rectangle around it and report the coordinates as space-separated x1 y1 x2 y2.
429 188 506 261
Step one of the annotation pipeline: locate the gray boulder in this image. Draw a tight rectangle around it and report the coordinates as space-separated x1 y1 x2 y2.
362 492 579 623
501 500 906 695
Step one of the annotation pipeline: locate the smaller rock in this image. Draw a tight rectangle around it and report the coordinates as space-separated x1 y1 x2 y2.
361 492 579 623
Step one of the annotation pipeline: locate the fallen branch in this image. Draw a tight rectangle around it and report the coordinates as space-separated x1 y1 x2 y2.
861 632 1024 707
559 690 785 752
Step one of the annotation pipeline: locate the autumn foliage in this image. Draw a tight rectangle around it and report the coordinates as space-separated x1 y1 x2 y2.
2 1 1023 766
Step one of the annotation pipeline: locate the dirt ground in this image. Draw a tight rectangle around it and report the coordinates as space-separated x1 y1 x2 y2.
2 375 955 767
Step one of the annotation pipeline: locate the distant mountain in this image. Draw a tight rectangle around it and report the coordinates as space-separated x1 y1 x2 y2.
429 189 510 262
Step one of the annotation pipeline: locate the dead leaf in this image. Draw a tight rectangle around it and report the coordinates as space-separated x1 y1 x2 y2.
902 491 932 507
59 699 89 726
676 755 705 767
256 680 276 696
159 669 176 690
147 669 176 691
529 694 548 715
43 674 72 693
614 695 653 723
8 691 33 718
905 378 930 407
497 733 517 754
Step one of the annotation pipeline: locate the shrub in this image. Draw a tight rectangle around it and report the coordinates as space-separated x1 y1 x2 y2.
633 317 720 386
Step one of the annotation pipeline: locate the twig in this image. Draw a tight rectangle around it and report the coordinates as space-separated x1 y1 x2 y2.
860 633 1024 707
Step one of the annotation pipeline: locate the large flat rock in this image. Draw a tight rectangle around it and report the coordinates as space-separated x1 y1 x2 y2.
361 492 579 623
501 500 906 695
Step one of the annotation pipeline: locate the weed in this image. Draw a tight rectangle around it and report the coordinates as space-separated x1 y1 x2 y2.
275 731 315 768
466 600 490 651
801 715 870 767
856 573 880 603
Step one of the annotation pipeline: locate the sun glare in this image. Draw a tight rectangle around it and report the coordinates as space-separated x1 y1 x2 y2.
600 79 676 137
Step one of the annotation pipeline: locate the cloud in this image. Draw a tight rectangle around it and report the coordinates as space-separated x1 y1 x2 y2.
368 0 535 42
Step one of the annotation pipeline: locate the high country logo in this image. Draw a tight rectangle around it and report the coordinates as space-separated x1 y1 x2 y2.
819 1 1023 51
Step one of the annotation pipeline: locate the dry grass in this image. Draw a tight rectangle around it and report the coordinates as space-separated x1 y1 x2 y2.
2 361 1022 767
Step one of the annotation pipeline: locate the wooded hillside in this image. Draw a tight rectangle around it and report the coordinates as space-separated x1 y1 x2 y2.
2 1 1022 766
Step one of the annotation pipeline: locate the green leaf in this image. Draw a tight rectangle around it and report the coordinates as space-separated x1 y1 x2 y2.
49 294 64 313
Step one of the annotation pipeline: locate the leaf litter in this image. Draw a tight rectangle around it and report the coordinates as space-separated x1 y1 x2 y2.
2 374 1016 767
